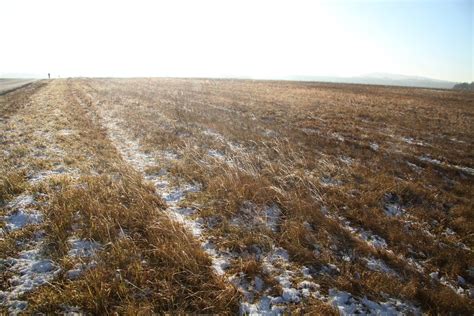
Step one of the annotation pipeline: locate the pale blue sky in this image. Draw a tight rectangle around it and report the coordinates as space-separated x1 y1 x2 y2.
327 0 473 81
1 0 472 81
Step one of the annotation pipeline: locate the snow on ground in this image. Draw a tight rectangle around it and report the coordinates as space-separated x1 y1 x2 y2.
236 246 319 315
364 257 398 275
202 128 243 153
332 132 345 142
338 216 388 250
67 238 101 258
238 245 420 315
202 241 231 276
320 176 342 187
328 209 427 275
339 156 353 165
97 109 430 315
0 242 61 313
98 111 329 313
383 193 405 217
0 191 60 313
401 137 425 146
406 161 423 173
419 156 474 176
6 195 35 209
263 129 278 138
428 270 472 298
208 149 226 160
98 112 233 278
326 206 472 300
27 166 79 184
2 210 42 232
1 168 76 312
384 203 404 217
370 143 379 151
328 289 420 315
105 105 471 308
300 127 320 136
1 194 42 233
65 237 101 280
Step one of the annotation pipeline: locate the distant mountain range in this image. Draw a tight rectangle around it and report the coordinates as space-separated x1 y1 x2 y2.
284 73 458 89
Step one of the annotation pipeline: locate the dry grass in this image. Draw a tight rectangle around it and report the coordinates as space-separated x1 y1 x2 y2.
0 171 28 202
1 80 239 314
30 175 239 313
79 78 473 314
1 78 473 314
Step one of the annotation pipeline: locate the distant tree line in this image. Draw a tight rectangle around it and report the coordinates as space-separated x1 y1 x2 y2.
453 82 474 91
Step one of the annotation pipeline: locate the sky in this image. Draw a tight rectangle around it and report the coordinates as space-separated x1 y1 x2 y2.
0 0 472 81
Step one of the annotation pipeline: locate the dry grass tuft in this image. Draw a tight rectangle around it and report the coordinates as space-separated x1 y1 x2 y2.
0 171 28 202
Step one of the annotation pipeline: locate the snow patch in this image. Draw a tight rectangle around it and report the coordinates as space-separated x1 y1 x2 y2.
364 257 397 275
28 167 79 184
0 243 60 313
202 241 231 275
337 216 388 250
406 161 423 173
320 176 342 187
1 194 42 233
419 156 474 176
235 246 322 313
263 129 278 138
370 143 379 151
384 203 404 217
300 127 320 136
67 238 101 258
208 149 226 159
332 133 345 142
401 137 425 146
339 156 353 165
3 209 42 231
6 194 35 209
329 289 420 315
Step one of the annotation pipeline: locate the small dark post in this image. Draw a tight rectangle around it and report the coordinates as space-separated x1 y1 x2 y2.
48 73 50 79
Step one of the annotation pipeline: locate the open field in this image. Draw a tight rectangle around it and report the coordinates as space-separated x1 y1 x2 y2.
1 78 473 314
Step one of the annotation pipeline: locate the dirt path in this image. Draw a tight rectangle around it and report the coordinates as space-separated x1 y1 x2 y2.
0 79 38 95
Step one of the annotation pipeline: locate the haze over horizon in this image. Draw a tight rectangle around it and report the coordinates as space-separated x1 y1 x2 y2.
1 0 472 82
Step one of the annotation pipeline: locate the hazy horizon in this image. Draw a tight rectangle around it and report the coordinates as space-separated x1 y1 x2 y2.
1 0 472 82
0 72 463 84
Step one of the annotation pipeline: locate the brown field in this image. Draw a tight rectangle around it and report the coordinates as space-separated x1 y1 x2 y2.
1 78 473 314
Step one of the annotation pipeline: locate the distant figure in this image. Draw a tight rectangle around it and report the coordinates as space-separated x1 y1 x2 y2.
48 73 50 79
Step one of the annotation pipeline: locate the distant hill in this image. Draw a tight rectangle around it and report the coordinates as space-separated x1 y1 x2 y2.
452 82 474 91
286 73 457 89
0 72 461 89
